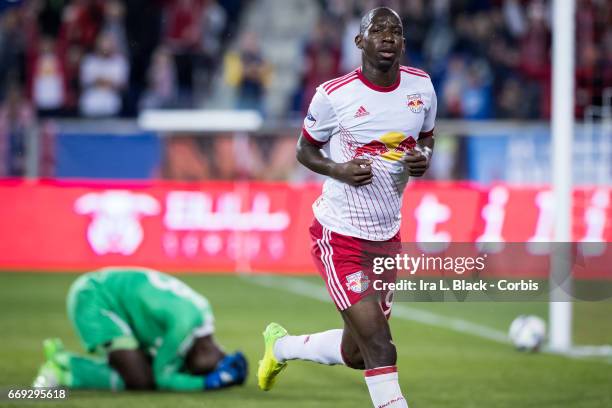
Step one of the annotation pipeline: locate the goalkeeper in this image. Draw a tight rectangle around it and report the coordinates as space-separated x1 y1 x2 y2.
33 267 247 391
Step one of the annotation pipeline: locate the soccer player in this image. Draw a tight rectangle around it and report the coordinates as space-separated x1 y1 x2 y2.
33 267 247 391
258 7 436 408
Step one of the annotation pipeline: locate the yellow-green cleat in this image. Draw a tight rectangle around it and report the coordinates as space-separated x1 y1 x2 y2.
32 338 68 388
257 322 288 391
43 338 64 362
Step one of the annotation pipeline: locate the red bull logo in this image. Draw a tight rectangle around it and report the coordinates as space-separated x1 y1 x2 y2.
407 94 424 113
353 132 417 162
354 140 389 158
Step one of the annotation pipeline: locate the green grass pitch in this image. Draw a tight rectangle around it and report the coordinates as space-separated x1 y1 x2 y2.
1 272 611 407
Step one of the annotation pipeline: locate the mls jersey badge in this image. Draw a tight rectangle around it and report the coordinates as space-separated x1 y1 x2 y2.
305 111 317 128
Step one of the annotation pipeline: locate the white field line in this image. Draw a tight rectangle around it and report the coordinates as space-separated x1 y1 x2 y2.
244 275 612 364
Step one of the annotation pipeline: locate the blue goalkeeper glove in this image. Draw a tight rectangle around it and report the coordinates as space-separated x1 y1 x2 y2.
203 352 248 390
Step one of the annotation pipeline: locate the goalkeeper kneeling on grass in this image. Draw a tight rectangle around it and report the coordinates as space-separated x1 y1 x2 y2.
33 267 247 391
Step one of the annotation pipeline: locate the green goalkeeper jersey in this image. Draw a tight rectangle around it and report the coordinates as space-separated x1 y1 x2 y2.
67 267 215 391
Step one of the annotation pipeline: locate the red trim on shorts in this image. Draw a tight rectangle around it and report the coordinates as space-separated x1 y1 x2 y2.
364 366 397 377
302 127 325 147
327 75 358 94
418 128 435 139
319 227 351 309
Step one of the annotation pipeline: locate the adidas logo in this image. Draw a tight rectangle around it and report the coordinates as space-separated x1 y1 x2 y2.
354 105 370 118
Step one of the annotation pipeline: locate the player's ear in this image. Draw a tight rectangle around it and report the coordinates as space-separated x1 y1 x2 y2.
355 34 363 49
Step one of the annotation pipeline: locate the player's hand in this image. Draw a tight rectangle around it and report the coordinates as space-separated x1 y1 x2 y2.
203 352 248 390
402 149 430 177
331 158 373 186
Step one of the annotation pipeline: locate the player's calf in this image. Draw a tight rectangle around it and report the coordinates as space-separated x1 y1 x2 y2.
360 332 397 368
342 297 408 407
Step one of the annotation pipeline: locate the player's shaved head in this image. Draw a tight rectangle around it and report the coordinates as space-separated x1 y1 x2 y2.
355 6 404 72
359 7 402 35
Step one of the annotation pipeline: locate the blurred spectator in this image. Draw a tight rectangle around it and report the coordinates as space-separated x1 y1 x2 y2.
518 0 551 117
123 0 163 116
401 0 429 67
79 32 128 117
440 56 467 118
163 0 203 105
224 33 271 114
0 7 27 99
497 77 535 119
57 0 105 52
299 19 342 113
37 0 70 37
101 0 127 57
28 37 66 116
0 85 34 177
339 11 361 73
140 46 178 110
196 0 227 95
603 27 612 95
461 61 493 119
62 43 84 115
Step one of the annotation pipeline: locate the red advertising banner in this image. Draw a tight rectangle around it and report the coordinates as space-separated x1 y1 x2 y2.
0 180 609 275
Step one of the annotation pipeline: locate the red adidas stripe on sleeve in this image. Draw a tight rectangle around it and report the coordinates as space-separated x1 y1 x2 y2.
400 66 430 78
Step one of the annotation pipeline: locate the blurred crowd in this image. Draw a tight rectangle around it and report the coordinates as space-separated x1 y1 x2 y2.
0 0 244 119
295 0 612 119
1 0 611 180
2 0 609 122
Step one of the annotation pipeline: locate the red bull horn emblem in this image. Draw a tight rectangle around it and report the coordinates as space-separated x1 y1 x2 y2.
353 132 417 162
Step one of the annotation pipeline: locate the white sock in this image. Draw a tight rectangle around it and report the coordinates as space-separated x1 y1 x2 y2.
273 329 344 365
364 366 409 408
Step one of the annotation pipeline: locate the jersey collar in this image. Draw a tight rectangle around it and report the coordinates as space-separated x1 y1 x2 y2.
356 67 401 93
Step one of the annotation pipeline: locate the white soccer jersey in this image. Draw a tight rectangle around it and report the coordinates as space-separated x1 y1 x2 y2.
302 66 437 241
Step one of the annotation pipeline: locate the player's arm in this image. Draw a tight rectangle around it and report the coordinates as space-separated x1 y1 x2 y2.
152 319 214 391
296 134 373 186
403 85 437 177
153 317 245 392
296 87 373 186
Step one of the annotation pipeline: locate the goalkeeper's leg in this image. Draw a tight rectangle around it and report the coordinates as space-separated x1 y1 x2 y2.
33 338 125 390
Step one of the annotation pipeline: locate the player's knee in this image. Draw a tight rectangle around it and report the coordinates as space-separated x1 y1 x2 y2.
341 345 365 370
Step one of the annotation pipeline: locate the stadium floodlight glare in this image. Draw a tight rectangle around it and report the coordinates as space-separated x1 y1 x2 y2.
138 110 263 133
549 0 575 353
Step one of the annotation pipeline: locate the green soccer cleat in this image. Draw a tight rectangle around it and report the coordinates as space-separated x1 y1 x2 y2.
43 338 64 363
32 338 69 388
257 322 288 391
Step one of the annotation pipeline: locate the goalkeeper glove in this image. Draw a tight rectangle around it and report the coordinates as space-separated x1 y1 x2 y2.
203 351 248 390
